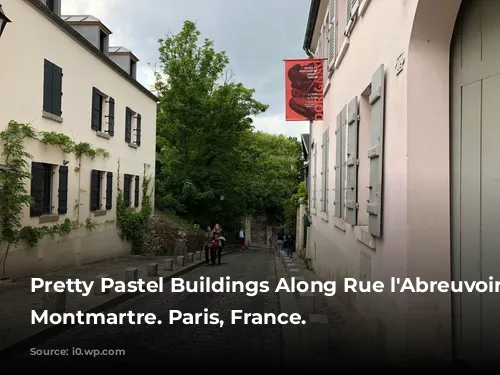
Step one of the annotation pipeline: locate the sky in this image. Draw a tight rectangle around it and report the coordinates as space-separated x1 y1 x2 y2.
62 0 311 139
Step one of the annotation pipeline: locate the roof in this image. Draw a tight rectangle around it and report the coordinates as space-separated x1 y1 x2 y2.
303 0 321 54
301 133 310 155
109 46 140 62
61 14 113 35
26 1 158 102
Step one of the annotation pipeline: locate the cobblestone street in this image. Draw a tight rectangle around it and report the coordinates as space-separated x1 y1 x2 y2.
1 248 284 370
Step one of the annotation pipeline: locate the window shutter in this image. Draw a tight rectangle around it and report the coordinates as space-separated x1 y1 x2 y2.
136 114 142 146
123 174 131 207
125 108 132 143
91 88 101 131
334 111 343 218
328 0 337 69
318 27 323 58
107 97 115 136
57 165 68 214
52 64 63 116
105 172 113 210
346 0 352 24
346 97 359 225
367 64 385 237
30 162 44 217
90 169 99 211
325 128 329 212
341 106 347 219
134 175 140 208
43 60 54 114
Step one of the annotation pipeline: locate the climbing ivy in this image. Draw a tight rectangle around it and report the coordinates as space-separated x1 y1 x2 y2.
0 121 110 277
116 161 153 254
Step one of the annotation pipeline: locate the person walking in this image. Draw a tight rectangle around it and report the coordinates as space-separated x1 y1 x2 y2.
268 234 275 251
276 231 285 258
204 225 213 266
238 227 245 252
286 233 293 258
213 223 224 265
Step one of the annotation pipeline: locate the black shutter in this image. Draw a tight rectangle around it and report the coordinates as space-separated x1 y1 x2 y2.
91 88 101 131
107 97 115 136
123 174 131 207
57 165 68 214
125 108 132 143
43 60 54 114
135 114 141 146
90 169 99 211
105 172 113 210
134 175 140 207
52 64 63 116
30 162 44 217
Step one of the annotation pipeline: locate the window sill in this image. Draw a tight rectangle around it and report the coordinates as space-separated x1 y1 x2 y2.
96 131 111 139
320 211 329 222
128 143 138 149
358 0 371 16
39 214 59 224
94 210 107 217
42 111 63 123
333 216 346 231
355 225 376 250
334 38 350 70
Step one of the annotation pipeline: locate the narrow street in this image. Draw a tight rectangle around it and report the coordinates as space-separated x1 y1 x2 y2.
1 248 285 370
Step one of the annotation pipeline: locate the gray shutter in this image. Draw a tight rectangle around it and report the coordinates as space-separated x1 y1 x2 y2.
125 108 132 143
328 0 336 67
134 175 140 208
90 169 100 211
107 97 115 136
105 172 113 210
334 111 343 218
43 60 54 114
346 97 359 225
91 88 101 131
321 131 325 210
325 128 329 212
52 63 63 117
30 162 44 217
341 106 347 220
367 64 385 237
135 114 142 146
57 165 68 215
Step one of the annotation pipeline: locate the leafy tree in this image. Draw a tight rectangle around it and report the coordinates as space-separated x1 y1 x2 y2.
154 21 302 227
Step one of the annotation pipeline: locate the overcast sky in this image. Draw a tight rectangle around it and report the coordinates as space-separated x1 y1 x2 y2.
62 0 310 139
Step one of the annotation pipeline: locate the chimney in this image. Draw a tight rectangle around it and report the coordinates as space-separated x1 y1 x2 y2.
41 0 61 17
109 47 139 80
61 15 112 56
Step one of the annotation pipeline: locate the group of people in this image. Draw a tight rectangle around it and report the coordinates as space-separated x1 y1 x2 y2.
269 231 294 258
203 224 246 267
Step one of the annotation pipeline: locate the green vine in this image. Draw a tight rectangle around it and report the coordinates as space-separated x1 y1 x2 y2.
0 121 110 277
116 161 153 254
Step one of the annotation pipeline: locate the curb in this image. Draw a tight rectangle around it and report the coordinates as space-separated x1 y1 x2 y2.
0 245 239 360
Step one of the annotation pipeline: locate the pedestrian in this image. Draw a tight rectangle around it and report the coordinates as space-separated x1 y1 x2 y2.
276 231 285 258
204 225 213 266
210 233 219 266
268 234 274 251
286 233 293 258
238 227 245 252
213 223 224 266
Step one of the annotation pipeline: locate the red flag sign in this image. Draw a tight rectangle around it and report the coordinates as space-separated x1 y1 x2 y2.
285 59 324 122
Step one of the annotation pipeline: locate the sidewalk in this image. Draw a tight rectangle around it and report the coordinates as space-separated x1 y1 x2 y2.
0 246 237 353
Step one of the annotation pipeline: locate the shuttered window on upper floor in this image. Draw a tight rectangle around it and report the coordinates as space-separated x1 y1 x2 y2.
43 59 63 117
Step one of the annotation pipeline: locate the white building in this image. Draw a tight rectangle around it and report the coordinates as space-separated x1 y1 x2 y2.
0 0 158 278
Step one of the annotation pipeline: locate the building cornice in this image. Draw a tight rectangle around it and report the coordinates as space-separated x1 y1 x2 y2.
303 0 321 55
25 0 158 102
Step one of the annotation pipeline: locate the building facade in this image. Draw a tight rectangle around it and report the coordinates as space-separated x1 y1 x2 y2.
0 0 157 278
304 0 500 366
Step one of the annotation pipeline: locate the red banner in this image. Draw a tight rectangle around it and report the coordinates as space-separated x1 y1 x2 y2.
285 59 324 122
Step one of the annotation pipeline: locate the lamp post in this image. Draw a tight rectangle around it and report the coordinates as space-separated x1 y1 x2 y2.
0 4 11 39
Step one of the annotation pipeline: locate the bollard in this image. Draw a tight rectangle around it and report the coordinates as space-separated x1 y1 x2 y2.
125 267 138 283
298 291 315 315
164 258 173 271
187 252 194 263
194 251 201 260
147 263 158 277
177 255 185 266
42 290 66 313
94 274 109 296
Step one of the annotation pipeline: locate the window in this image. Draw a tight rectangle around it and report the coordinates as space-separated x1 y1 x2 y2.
130 59 136 78
43 60 63 117
125 108 141 146
46 0 55 12
123 174 133 207
134 175 140 208
30 162 68 217
90 170 104 211
91 88 115 136
99 30 106 54
321 129 329 213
